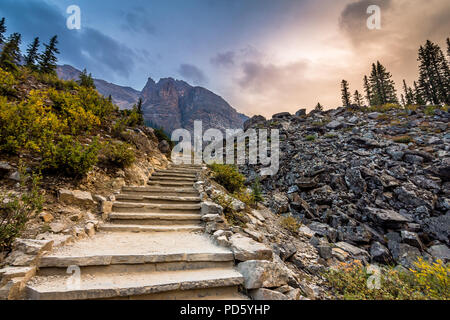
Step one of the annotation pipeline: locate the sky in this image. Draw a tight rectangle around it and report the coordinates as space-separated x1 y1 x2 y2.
0 0 449 117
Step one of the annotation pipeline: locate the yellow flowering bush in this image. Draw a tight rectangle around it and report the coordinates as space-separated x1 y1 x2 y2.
0 67 17 95
324 258 450 300
411 258 449 300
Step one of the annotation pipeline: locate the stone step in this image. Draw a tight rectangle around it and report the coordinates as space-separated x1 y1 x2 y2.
99 224 204 233
152 171 197 178
26 267 244 300
108 213 202 225
147 181 195 188
149 176 197 182
121 186 198 197
115 194 200 205
39 251 234 269
112 201 200 214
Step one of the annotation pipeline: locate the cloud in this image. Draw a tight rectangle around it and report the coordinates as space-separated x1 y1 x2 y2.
121 7 156 35
0 0 138 79
210 51 235 67
178 64 207 85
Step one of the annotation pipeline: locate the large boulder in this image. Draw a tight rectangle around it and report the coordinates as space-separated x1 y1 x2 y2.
200 201 223 216
249 288 288 300
237 260 288 289
58 189 95 209
295 109 307 117
335 242 370 262
365 207 410 228
244 115 266 131
229 234 273 261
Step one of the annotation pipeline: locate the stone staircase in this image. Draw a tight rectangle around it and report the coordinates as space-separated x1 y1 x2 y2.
25 164 245 300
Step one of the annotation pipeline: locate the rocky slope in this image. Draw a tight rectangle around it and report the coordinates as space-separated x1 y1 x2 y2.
240 106 450 269
141 77 248 133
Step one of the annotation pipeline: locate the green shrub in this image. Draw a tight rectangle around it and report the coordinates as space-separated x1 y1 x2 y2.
208 163 245 193
41 136 100 177
392 135 412 144
212 194 246 227
324 259 449 300
102 141 136 168
280 215 301 234
0 168 43 251
251 178 264 204
305 135 316 141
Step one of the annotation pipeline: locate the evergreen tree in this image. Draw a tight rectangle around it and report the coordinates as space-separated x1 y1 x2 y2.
368 61 397 105
38 35 59 74
402 80 414 105
136 98 144 125
0 18 6 45
400 94 405 106
78 68 96 88
341 79 351 107
0 33 22 71
413 81 425 106
353 90 363 107
417 40 450 105
314 103 323 112
363 75 372 106
447 38 450 61
25 37 40 70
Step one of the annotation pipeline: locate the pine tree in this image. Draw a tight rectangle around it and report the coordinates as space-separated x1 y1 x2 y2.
25 37 40 70
78 68 96 88
413 81 425 105
377 61 398 104
137 98 144 125
0 18 6 45
314 103 323 112
39 35 60 74
402 80 414 105
447 38 450 61
0 33 22 71
363 75 372 106
353 90 363 107
417 40 450 105
341 79 351 107
400 94 405 106
368 61 397 105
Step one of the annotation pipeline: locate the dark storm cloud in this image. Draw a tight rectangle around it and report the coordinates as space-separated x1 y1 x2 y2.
210 51 235 67
0 0 137 79
122 7 156 35
178 64 207 85
339 0 392 45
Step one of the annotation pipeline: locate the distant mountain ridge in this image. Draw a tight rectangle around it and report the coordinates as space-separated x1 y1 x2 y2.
57 65 248 133
57 65 140 110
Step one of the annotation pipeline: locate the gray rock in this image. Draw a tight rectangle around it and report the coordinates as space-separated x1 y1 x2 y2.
326 120 343 130
335 241 369 262
157 140 170 154
317 245 332 259
230 234 273 261
401 230 424 250
368 112 381 119
427 244 450 262
365 207 410 227
345 168 366 195
249 288 288 300
295 109 307 117
200 201 223 216
8 171 21 182
58 189 95 208
370 242 391 263
237 260 288 289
